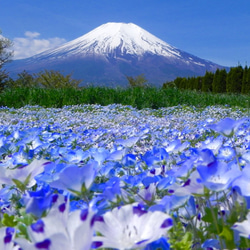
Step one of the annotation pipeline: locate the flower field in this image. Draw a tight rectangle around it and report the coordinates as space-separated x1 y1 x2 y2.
0 103 250 249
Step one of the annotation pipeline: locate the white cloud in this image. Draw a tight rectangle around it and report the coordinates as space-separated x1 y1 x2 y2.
13 31 67 59
24 31 40 39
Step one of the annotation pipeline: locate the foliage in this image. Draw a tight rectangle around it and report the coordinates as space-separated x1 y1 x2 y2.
35 69 82 88
4 70 38 89
0 85 250 109
168 65 250 94
226 65 243 93
201 71 213 92
212 68 227 93
126 73 148 88
241 66 250 94
0 30 13 91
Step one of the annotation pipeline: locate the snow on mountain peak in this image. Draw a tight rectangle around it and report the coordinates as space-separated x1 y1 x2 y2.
37 22 181 59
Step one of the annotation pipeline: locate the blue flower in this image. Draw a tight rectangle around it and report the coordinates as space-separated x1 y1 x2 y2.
197 159 241 192
49 161 97 194
0 227 16 249
201 238 220 249
144 237 170 250
232 165 250 197
93 203 173 250
0 159 48 188
208 117 246 137
232 212 250 239
217 146 236 161
23 185 53 217
16 195 95 250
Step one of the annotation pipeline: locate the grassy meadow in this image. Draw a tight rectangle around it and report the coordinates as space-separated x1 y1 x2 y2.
0 86 250 109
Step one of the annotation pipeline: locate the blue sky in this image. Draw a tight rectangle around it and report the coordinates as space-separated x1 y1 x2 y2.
1 0 250 66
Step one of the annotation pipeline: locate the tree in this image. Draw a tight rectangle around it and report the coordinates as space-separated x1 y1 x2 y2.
226 66 243 93
126 74 148 88
173 77 183 89
188 77 196 90
195 76 203 91
5 70 38 89
212 69 227 93
35 70 81 89
241 66 250 94
201 71 214 92
0 30 13 90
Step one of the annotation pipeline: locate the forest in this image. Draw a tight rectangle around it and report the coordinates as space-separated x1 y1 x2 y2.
163 65 250 94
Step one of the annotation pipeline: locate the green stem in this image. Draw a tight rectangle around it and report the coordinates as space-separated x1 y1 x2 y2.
207 198 224 249
230 136 242 171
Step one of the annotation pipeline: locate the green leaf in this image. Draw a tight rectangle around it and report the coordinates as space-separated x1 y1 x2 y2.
15 212 34 226
23 173 32 186
12 179 26 192
1 213 17 227
219 225 236 249
220 225 233 241
12 173 32 192
17 223 29 240
202 207 218 223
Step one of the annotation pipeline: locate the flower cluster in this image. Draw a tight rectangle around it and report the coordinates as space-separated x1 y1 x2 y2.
0 104 249 249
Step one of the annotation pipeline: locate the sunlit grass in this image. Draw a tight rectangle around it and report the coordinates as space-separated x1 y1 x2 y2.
0 86 249 109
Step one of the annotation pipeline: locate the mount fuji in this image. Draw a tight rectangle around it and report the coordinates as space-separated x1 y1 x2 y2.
6 22 227 87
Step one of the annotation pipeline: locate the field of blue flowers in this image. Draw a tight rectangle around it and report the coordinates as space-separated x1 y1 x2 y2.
0 104 250 249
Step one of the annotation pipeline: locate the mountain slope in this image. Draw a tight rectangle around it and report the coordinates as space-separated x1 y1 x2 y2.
6 22 227 87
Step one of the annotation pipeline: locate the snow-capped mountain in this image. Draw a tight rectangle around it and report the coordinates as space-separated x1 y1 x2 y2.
32 22 181 59
6 22 227 87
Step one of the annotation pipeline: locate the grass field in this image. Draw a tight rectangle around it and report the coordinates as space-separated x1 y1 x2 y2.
0 86 250 109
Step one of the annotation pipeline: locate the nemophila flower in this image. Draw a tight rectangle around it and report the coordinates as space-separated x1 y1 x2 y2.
153 194 190 213
208 117 246 137
201 239 220 249
0 227 17 250
122 153 137 167
232 212 250 238
16 195 95 250
170 171 204 196
16 127 43 149
0 159 48 188
166 157 196 178
0 186 17 211
217 146 236 161
197 159 242 192
157 176 175 190
98 161 120 177
241 151 250 163
232 164 250 197
106 148 128 161
22 185 53 217
62 149 90 163
89 147 109 165
165 139 189 153
178 195 196 219
11 146 29 165
115 136 140 147
49 161 97 195
200 136 223 154
144 237 170 250
141 147 169 167
93 203 173 250
0 141 17 160
198 148 216 165
136 183 156 204
94 177 122 202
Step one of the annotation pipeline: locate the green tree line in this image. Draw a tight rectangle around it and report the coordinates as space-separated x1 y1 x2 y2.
163 66 250 94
